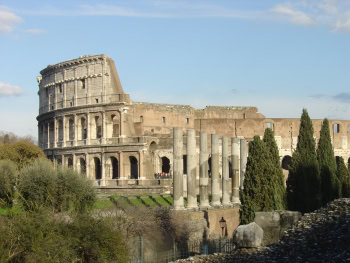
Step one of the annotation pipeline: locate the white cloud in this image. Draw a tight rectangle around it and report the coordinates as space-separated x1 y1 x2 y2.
270 4 315 25
24 28 47 35
0 6 22 33
0 82 23 96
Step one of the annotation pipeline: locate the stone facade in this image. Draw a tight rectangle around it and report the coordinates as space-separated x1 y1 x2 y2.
37 54 350 190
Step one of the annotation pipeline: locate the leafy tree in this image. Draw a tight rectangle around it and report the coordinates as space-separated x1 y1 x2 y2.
0 141 45 170
317 119 341 205
336 157 350 198
17 159 96 213
263 128 286 210
0 160 17 207
241 136 275 224
287 109 321 213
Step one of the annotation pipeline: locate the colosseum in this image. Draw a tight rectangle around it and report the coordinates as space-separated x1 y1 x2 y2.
37 54 350 193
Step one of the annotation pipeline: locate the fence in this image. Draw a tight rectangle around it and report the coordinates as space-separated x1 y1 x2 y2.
129 237 236 263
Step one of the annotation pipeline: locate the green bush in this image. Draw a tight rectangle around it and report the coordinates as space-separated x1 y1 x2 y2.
0 141 45 170
0 211 128 263
336 157 350 198
17 159 96 213
0 160 17 208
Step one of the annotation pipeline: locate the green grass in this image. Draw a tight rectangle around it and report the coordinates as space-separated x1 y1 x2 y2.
153 196 170 206
0 204 23 215
93 199 115 210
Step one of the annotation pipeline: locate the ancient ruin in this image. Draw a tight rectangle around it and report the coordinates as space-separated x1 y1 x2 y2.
37 54 350 195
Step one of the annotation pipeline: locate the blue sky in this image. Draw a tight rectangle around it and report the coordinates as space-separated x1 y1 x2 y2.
1 0 350 138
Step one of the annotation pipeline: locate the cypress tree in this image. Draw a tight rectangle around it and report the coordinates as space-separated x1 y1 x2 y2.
287 109 321 213
317 118 340 205
240 136 274 224
336 157 350 198
263 128 286 210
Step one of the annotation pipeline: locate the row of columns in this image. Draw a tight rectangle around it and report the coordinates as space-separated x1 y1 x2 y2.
173 128 248 210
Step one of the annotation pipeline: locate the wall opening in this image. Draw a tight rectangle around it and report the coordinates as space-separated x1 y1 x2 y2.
183 155 187 174
265 122 273 130
161 157 170 174
229 161 233 178
94 157 102 180
186 118 189 124
58 120 63 141
80 158 86 174
67 157 73 168
282 155 292 170
162 117 166 123
208 157 212 178
69 118 74 141
80 117 87 140
111 157 119 179
95 116 102 139
129 156 138 179
333 123 340 133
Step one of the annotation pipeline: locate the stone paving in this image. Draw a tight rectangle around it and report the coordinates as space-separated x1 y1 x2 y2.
173 198 350 263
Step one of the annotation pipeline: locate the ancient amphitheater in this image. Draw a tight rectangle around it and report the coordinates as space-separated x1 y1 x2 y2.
37 54 350 193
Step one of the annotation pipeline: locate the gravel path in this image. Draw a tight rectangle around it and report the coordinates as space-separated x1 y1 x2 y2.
174 198 350 263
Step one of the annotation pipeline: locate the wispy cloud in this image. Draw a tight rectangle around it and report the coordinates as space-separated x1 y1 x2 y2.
0 82 23 96
24 28 47 35
0 6 22 33
333 92 350 103
270 4 314 25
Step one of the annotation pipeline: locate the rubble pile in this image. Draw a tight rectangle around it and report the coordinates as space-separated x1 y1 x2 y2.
174 198 350 262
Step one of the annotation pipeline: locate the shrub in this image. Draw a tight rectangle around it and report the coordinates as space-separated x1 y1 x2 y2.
0 141 45 170
17 159 96 213
336 157 350 198
0 160 17 207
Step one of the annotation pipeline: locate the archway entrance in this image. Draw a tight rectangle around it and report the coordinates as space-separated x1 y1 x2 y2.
111 157 119 179
130 156 138 179
94 157 102 180
282 156 292 170
161 157 170 174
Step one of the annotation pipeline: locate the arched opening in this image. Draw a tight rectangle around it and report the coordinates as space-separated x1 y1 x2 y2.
161 157 170 174
183 155 187 174
94 157 102 180
80 117 87 140
112 114 120 137
95 116 102 139
67 157 73 168
57 120 63 141
69 118 74 140
282 155 292 170
333 123 341 133
80 158 86 174
130 156 138 179
49 122 54 144
111 157 119 179
208 157 212 178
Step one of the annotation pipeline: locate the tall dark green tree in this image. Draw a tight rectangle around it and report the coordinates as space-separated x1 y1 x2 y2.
317 119 341 205
240 136 275 224
287 109 321 213
263 128 286 210
336 157 350 198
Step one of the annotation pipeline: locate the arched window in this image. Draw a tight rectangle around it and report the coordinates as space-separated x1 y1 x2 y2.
94 157 102 180
80 117 87 140
67 157 73 168
129 156 138 179
111 157 119 179
95 116 102 139
282 155 292 170
69 118 74 140
333 123 341 133
161 157 170 174
80 158 86 174
57 120 63 141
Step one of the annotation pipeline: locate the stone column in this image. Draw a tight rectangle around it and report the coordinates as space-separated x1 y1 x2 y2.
139 150 144 180
222 136 231 206
85 154 90 179
240 139 248 190
199 132 210 209
86 113 91 145
119 152 124 179
173 128 184 210
186 129 198 209
210 134 221 207
74 114 78 146
231 138 241 204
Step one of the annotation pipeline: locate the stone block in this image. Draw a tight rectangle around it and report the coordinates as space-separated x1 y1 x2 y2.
254 211 281 246
279 211 302 236
233 222 263 248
